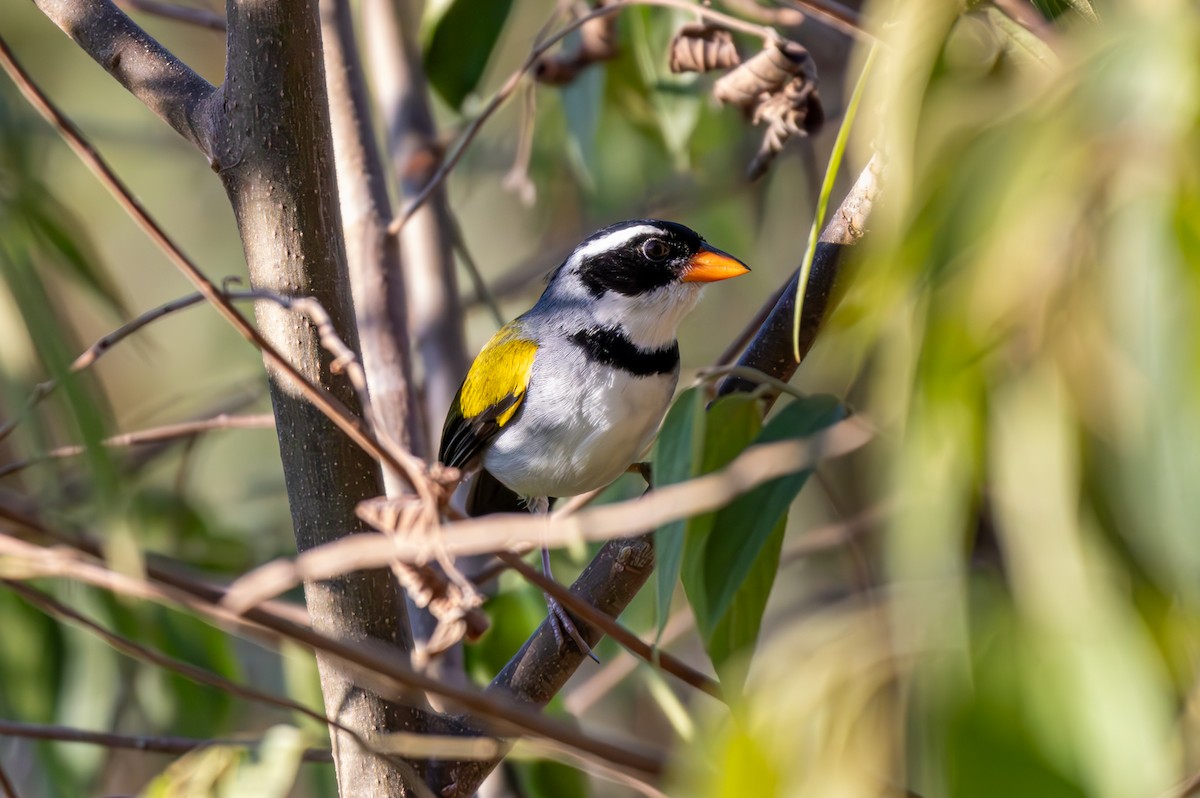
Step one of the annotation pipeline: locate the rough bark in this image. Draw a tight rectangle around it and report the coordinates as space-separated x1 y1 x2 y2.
215 0 421 793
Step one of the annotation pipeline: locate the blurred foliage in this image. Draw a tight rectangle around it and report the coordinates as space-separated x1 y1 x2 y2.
423 0 515 109
5 0 1200 797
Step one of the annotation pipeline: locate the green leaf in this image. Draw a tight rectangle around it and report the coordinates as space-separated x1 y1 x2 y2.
562 60 606 190
25 191 127 317
0 237 117 499
511 758 589 798
703 515 787 695
424 0 514 109
682 395 845 690
702 395 845 625
1028 0 1096 21
629 6 701 169
651 386 706 639
681 394 765 636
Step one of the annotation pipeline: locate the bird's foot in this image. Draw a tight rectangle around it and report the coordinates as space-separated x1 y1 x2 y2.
544 593 599 664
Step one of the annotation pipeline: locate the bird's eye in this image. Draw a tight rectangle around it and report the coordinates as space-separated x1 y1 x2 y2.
642 238 670 261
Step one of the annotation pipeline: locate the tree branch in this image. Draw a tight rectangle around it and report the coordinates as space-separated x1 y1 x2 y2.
321 0 423 465
363 0 468 453
31 0 219 156
214 0 423 793
441 534 658 795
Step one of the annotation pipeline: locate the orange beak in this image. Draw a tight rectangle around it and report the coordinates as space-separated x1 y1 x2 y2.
681 243 751 283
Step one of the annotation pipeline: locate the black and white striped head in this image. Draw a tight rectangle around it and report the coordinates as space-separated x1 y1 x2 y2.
541 220 750 347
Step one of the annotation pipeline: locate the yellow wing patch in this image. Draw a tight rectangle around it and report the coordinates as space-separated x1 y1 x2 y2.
438 324 537 469
458 326 537 426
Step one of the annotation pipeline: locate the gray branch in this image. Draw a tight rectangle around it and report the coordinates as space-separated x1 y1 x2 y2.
32 0 219 157
362 0 468 451
215 0 424 793
361 0 474 689
320 0 424 465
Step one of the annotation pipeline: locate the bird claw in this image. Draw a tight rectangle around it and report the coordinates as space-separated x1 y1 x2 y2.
545 593 599 664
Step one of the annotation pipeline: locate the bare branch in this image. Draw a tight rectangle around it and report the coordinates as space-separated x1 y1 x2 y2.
321 0 424 467
718 154 882 399
0 718 331 763
29 0 218 155
0 532 664 779
363 0 468 454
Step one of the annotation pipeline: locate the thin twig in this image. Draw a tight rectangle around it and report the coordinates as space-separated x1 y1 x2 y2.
447 212 506 328
0 718 330 762
496 552 722 699
566 608 695 714
780 0 867 39
0 414 273 479
501 83 538 207
117 0 226 30
386 0 776 236
692 364 808 401
0 292 208 445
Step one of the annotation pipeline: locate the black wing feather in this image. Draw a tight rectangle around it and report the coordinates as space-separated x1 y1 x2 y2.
438 391 522 470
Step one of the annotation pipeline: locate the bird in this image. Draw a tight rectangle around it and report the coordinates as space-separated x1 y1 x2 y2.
438 219 750 659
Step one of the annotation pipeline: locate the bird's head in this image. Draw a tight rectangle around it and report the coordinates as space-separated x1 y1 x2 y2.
543 219 750 348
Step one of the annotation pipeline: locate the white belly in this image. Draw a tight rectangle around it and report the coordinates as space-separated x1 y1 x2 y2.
483 357 676 499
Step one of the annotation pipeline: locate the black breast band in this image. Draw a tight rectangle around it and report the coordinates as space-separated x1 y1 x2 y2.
568 326 680 377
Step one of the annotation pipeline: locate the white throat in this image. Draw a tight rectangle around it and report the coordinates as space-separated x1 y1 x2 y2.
588 283 705 349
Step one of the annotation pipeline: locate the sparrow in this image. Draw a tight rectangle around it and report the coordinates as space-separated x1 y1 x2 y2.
439 219 750 657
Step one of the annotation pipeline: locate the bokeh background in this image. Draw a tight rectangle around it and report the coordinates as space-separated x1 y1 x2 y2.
3 0 1200 796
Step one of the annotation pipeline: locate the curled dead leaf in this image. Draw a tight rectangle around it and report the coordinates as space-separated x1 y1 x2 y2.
668 23 741 73
713 40 824 179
